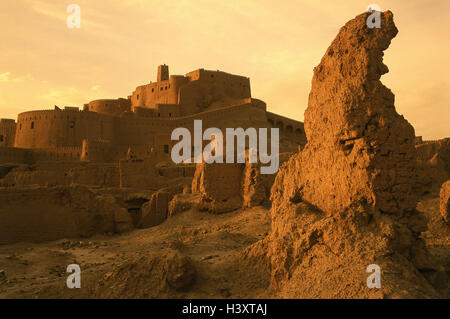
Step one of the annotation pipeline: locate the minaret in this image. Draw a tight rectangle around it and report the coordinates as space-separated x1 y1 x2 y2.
157 64 169 82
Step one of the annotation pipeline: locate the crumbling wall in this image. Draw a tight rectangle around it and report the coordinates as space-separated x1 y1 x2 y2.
242 11 446 298
242 152 293 208
440 180 450 223
416 138 450 190
191 152 293 212
0 185 133 244
272 11 419 215
0 162 120 187
138 183 186 228
192 162 244 214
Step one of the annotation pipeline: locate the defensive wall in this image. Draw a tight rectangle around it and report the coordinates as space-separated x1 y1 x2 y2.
0 119 16 147
3 66 306 165
130 68 251 116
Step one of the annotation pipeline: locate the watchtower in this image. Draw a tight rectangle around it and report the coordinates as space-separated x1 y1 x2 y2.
157 64 169 82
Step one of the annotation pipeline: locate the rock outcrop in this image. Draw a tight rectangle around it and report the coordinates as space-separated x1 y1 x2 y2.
243 11 446 298
440 180 450 223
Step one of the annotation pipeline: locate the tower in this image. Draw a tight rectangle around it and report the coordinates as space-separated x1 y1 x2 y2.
157 64 169 82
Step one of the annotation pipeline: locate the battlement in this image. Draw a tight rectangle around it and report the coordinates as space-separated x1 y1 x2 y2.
0 119 16 124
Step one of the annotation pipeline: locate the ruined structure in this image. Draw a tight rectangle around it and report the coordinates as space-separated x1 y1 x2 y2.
0 185 134 244
0 119 16 148
190 151 293 214
416 138 450 190
243 11 446 298
441 180 450 223
0 66 305 165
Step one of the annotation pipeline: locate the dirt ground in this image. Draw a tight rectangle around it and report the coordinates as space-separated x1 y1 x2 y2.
0 189 448 299
0 204 272 298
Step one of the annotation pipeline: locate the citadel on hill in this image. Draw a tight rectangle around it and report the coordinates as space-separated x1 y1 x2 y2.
0 65 305 164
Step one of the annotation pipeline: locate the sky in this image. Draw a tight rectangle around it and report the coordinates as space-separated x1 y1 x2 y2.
0 0 448 140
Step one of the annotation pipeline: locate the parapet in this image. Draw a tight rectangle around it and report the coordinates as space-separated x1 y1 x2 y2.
85 98 131 115
0 119 16 124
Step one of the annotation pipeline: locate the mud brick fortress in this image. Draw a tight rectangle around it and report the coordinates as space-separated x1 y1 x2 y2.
0 65 306 164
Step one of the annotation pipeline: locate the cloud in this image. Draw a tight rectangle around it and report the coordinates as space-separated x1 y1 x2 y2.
0 72 34 83
0 72 10 82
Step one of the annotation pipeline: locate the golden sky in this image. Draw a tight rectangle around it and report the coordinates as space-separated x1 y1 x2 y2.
0 0 448 139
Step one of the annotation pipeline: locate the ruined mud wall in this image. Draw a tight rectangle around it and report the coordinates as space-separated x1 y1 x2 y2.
191 152 293 213
0 162 120 187
272 10 419 215
0 159 195 189
242 11 445 298
0 185 133 244
440 180 450 223
416 138 450 188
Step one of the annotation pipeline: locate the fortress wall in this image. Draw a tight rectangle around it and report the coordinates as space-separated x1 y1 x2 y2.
15 110 115 149
178 70 251 116
81 139 116 162
185 69 201 81
0 119 17 147
130 69 251 116
12 103 296 163
164 102 270 156
119 158 194 190
85 98 131 115
0 162 120 188
156 104 181 117
169 75 189 104
0 147 33 164
132 107 156 117
131 77 184 109
108 102 269 161
33 147 82 162
119 159 159 189
266 111 306 144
